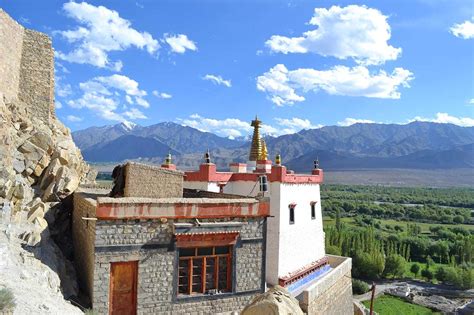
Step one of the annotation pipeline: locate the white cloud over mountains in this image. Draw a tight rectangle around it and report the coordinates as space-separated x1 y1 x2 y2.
68 74 149 122
257 64 414 106
411 113 474 127
203 74 232 87
164 34 197 54
450 20 474 39
56 2 197 70
178 114 323 139
265 5 401 66
337 118 376 126
56 1 159 70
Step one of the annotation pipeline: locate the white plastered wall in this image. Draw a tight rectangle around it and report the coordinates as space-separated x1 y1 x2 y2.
183 181 220 192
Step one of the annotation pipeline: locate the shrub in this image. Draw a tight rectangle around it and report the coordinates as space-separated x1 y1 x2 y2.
421 268 433 281
453 215 465 224
384 255 406 279
410 263 420 277
352 279 370 295
435 267 447 282
0 288 15 311
326 245 342 256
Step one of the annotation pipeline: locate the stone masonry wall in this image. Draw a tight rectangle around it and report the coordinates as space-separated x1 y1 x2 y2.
0 9 24 103
91 218 265 314
124 162 184 198
18 29 55 123
300 256 353 315
0 9 54 124
72 193 97 302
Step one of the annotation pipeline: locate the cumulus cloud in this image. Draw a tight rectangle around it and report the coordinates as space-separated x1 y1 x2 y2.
68 74 149 122
410 113 474 127
257 64 414 106
265 5 401 65
55 101 63 109
152 90 173 99
338 118 376 126
164 34 197 53
450 20 474 39
202 74 232 87
177 114 321 138
469 99 474 104
67 115 83 122
55 1 159 70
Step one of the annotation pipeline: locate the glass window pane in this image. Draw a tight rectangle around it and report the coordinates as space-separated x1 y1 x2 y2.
178 259 189 294
215 246 229 255
191 258 203 293
218 257 229 292
179 248 195 257
205 257 216 291
197 247 213 256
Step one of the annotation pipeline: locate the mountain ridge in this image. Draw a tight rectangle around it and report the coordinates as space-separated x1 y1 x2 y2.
72 121 474 169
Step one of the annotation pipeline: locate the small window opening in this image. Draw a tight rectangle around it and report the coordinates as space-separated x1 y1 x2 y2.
289 206 295 224
311 202 316 220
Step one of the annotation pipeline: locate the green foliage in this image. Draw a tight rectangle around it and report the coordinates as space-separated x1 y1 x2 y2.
435 267 447 282
410 263 420 277
384 255 406 279
353 252 385 279
326 245 342 256
352 279 370 295
362 295 441 315
0 288 15 311
421 268 433 281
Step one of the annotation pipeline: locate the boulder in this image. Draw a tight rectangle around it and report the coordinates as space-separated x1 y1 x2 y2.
241 286 304 315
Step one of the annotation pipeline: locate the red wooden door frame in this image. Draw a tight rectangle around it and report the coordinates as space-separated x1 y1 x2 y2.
109 261 138 315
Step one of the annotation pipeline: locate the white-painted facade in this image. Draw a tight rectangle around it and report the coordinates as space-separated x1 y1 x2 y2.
184 175 326 286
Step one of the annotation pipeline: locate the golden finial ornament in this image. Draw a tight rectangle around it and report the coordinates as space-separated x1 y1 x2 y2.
259 138 268 160
249 115 262 161
275 154 281 165
165 152 172 165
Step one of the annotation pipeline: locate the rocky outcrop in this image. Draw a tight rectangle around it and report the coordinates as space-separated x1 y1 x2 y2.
241 286 304 315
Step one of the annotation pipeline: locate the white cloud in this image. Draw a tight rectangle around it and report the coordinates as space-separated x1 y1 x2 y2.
257 64 414 106
55 1 159 70
152 90 173 99
55 101 63 109
450 20 474 39
203 74 232 87
56 82 72 97
67 114 83 122
265 5 401 65
338 118 376 126
469 98 474 104
177 114 322 138
256 64 305 106
410 113 474 127
68 74 149 122
124 108 147 120
164 34 197 54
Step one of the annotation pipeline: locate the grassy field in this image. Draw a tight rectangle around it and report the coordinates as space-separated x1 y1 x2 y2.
362 296 441 315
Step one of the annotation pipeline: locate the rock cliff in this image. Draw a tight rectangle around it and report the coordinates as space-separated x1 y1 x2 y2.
0 9 95 314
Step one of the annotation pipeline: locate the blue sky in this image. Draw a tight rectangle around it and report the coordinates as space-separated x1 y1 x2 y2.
2 0 473 137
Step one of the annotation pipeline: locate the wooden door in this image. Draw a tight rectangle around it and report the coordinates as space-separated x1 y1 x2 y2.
109 261 138 315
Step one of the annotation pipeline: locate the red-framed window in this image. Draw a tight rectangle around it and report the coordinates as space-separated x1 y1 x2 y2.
178 246 232 295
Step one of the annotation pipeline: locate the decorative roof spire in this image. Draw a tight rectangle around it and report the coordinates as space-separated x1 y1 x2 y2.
204 149 211 164
259 138 268 160
249 115 262 161
275 154 281 166
314 157 320 169
165 152 172 165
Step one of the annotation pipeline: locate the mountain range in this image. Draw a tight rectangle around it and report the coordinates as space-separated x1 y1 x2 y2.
72 121 474 170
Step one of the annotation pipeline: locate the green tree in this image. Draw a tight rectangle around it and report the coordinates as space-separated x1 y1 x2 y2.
410 263 420 278
326 245 342 256
421 268 433 282
384 255 406 279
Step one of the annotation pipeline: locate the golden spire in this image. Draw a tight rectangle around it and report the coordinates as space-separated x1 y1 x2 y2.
259 138 268 160
249 116 262 161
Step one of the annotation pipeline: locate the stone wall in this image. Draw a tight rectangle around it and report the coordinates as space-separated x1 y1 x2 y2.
299 255 353 315
0 9 24 103
124 162 184 198
72 193 97 302
91 218 266 314
18 29 55 122
0 9 54 124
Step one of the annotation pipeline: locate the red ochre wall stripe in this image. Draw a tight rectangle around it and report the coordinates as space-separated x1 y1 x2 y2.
96 201 270 220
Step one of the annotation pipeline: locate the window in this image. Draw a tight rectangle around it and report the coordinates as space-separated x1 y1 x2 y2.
311 202 316 220
178 246 232 295
289 206 295 224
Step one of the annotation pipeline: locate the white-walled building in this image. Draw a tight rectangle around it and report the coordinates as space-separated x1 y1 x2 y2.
184 117 333 295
